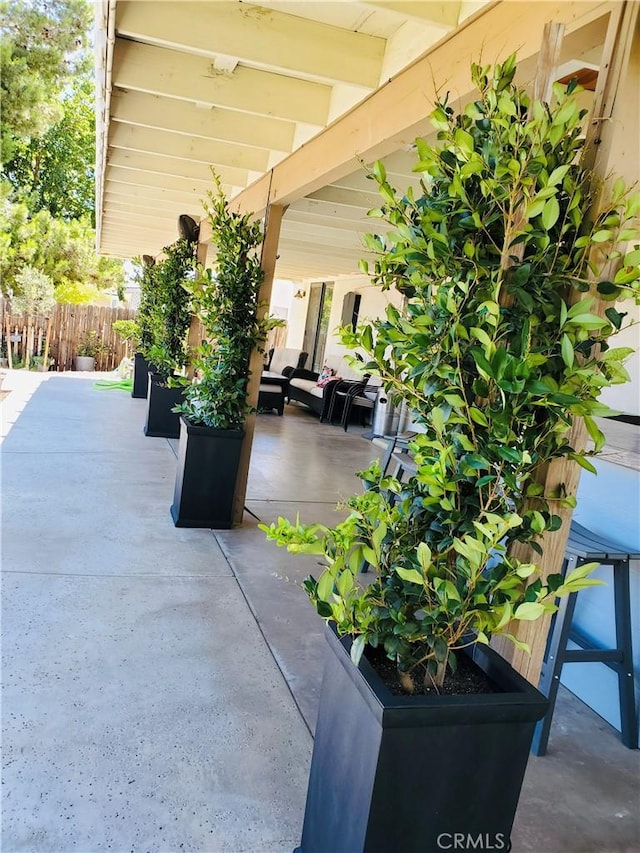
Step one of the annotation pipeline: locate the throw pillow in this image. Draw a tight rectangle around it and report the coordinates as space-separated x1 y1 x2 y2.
316 365 335 388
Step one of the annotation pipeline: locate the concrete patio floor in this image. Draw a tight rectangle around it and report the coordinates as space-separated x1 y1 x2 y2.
1 370 639 852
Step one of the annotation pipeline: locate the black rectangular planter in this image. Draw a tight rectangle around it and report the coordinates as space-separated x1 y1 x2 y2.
132 353 151 398
143 373 184 438
170 417 244 529
297 624 548 853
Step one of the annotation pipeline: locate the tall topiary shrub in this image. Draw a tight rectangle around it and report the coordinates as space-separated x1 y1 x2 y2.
134 256 157 359
146 237 197 377
176 175 277 429
263 56 640 691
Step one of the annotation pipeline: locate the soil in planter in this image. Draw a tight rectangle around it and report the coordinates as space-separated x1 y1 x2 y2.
364 644 503 696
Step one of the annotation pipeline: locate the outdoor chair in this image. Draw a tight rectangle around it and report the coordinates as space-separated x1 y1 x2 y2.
323 377 374 427
326 379 381 430
265 347 308 376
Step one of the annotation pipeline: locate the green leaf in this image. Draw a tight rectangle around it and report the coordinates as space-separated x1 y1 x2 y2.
417 542 432 571
583 416 606 453
567 313 608 330
469 407 488 426
526 197 547 219
431 406 447 432
434 637 449 662
350 635 366 666
605 307 626 331
514 602 546 621
373 161 387 184
564 561 600 583
316 570 334 602
569 452 598 475
548 165 570 186
372 521 388 553
496 446 521 464
561 334 574 368
454 128 475 156
541 197 560 230
337 569 355 597
396 567 424 585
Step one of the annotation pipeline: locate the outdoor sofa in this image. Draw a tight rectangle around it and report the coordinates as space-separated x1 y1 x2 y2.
287 360 375 423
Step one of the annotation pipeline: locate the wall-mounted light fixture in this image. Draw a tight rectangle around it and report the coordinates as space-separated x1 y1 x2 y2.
294 289 307 299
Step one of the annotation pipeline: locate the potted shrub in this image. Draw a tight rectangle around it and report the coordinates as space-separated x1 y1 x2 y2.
171 174 277 528
142 237 197 438
262 56 640 852
75 329 107 372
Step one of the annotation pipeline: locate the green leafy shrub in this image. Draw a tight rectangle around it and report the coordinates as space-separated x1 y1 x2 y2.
145 237 197 377
262 56 640 691
133 256 157 358
175 174 278 429
77 329 108 359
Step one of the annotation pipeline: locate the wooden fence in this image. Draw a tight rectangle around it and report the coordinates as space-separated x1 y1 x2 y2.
0 300 138 371
0 300 289 372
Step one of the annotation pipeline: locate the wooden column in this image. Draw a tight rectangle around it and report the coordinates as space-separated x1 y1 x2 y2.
493 2 639 683
41 316 53 372
232 202 286 525
186 240 208 379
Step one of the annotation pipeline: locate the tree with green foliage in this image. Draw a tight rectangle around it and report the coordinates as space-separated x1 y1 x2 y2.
1 0 124 306
0 192 124 301
0 0 92 163
4 75 95 221
10 264 56 368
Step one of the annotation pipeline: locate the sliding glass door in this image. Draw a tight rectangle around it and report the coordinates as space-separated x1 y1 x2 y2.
303 282 334 372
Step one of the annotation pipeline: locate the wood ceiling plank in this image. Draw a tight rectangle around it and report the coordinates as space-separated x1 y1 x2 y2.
361 1 461 27
106 150 248 187
105 199 202 219
110 90 295 152
306 186 381 210
105 165 222 196
280 220 370 251
116 1 385 88
112 39 332 125
109 124 270 172
284 208 391 233
105 182 207 208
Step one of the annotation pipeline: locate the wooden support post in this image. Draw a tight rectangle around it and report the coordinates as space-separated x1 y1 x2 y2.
41 316 53 372
493 2 639 684
4 312 12 369
232 202 286 525
186 240 208 379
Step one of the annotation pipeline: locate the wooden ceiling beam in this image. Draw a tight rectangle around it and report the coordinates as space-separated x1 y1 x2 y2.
116 1 385 88
106 149 247 187
112 39 332 125
284 207 391 234
306 186 381 210
104 182 207 208
110 90 296 153
104 199 202 220
105 165 221 196
108 124 270 172
361 1 462 28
